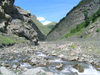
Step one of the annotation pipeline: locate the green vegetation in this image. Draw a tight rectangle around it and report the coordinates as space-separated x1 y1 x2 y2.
90 8 100 22
65 8 100 38
31 15 49 35
71 44 76 49
82 34 89 39
65 22 86 38
47 25 55 29
84 9 89 27
47 18 65 36
96 28 100 32
31 15 56 35
46 22 56 29
0 35 16 45
0 34 27 45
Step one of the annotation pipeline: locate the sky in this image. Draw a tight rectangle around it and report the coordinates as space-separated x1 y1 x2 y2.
15 0 81 25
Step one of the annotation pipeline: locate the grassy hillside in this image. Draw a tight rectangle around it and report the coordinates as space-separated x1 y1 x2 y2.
46 22 56 29
47 0 100 41
31 15 56 35
65 7 100 39
0 33 28 46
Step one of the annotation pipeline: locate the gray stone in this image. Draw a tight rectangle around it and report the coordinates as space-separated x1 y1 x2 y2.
0 0 45 44
0 67 16 75
22 67 54 75
56 63 64 70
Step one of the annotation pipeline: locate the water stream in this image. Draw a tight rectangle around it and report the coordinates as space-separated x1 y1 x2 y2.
0 51 100 75
35 51 100 75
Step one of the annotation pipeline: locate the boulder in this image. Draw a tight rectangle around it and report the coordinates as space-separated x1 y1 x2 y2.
29 55 48 67
73 64 84 72
7 19 38 43
22 67 54 75
56 63 64 70
0 67 16 75
0 0 45 44
0 0 14 14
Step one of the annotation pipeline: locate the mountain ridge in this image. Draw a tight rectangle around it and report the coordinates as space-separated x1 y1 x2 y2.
47 0 100 41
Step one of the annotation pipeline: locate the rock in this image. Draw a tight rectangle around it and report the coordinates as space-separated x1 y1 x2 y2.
0 0 14 14
58 54 64 58
93 64 100 71
16 7 31 16
0 0 45 44
1 63 9 67
12 65 18 69
56 63 64 70
45 72 54 75
0 6 5 18
0 67 16 75
28 59 37 66
22 67 54 75
71 52 76 56
7 19 38 43
73 64 84 72
29 55 48 67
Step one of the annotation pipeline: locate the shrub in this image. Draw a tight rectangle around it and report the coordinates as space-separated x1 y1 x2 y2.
96 28 100 32
65 22 86 38
0 34 27 45
0 35 16 45
65 7 100 38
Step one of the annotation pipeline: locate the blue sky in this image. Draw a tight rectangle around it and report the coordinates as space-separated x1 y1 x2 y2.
15 0 81 25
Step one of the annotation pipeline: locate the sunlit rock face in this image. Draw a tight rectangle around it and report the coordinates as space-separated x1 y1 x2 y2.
0 0 14 14
0 0 45 44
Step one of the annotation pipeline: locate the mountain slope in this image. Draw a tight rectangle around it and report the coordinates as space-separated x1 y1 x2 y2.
31 15 50 35
47 0 100 40
64 8 100 41
31 15 56 35
46 22 56 29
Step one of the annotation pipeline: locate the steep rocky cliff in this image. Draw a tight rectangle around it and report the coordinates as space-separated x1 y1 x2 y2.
47 0 100 40
0 0 45 44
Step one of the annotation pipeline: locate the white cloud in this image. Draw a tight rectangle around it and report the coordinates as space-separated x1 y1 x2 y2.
42 21 51 25
37 17 45 21
37 16 52 25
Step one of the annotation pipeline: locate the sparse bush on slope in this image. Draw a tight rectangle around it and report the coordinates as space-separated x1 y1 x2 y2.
65 8 100 38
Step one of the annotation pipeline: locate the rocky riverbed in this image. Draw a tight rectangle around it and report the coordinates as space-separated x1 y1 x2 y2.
0 41 100 75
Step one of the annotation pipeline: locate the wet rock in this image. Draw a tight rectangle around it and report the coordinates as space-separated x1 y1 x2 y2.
1 63 9 67
20 63 32 70
39 63 47 67
93 64 100 71
66 56 79 61
28 57 38 66
58 54 65 58
12 65 18 70
56 63 64 70
73 64 84 72
29 55 48 67
45 72 54 75
22 67 54 75
74 72 78 75
0 67 16 75
28 60 36 66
